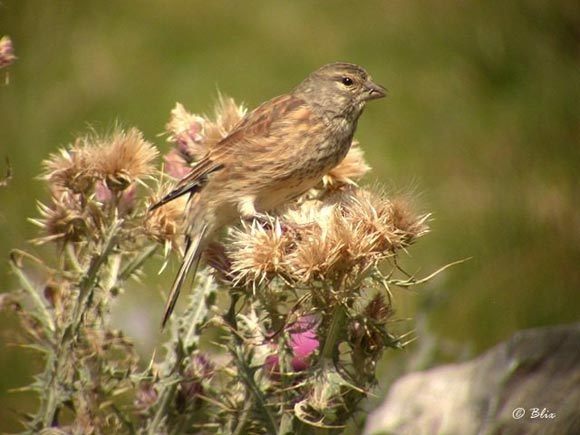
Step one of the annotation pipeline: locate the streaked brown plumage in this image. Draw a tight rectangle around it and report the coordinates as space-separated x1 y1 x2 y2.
151 62 386 327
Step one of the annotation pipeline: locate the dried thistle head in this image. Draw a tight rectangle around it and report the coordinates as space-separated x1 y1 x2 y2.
165 96 245 157
284 204 346 283
42 127 157 197
348 291 400 379
225 186 429 292
228 220 291 287
95 180 138 214
336 187 428 255
144 182 187 253
93 127 158 192
201 95 246 150
42 139 99 194
0 36 16 69
30 191 104 245
287 188 427 283
162 97 246 182
166 102 206 162
389 196 431 243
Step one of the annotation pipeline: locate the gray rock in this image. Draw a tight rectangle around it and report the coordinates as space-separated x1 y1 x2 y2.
364 323 580 435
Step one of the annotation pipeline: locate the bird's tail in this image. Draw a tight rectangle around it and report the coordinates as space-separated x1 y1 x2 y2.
161 223 209 329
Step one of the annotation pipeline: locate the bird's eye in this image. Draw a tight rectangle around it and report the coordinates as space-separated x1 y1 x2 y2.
341 76 353 86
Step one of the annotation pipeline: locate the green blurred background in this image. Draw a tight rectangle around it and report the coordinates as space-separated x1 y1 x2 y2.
1 0 579 432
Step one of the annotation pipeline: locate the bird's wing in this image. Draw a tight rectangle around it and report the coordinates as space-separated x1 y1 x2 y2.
209 93 307 158
150 94 307 211
149 157 224 211
160 223 208 328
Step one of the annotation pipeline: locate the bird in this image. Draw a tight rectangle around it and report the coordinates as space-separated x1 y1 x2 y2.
150 61 386 328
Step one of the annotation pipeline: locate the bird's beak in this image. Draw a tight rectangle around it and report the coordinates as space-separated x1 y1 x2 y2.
364 79 387 100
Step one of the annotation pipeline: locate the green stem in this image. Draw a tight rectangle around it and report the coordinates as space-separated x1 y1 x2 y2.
148 273 216 434
9 260 55 335
34 219 121 430
320 304 347 361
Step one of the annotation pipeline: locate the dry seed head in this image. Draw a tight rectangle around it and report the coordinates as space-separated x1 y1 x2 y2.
94 127 158 191
284 189 407 282
163 97 246 178
228 220 290 286
42 140 99 194
285 207 346 282
337 188 427 253
145 184 187 252
338 190 401 255
389 196 431 243
30 191 103 245
224 187 428 287
201 95 247 150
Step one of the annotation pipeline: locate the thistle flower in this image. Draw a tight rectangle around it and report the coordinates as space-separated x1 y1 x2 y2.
284 204 346 282
265 318 319 376
163 148 193 179
225 187 429 288
30 191 104 245
166 102 206 161
176 353 214 412
164 97 246 171
290 334 318 372
94 180 138 214
201 95 246 150
336 187 429 254
349 292 396 362
144 184 187 253
93 127 158 192
135 382 158 415
228 219 292 287
42 139 99 194
0 36 16 69
287 317 320 372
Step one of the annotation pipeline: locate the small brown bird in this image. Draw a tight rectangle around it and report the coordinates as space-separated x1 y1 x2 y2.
151 62 386 327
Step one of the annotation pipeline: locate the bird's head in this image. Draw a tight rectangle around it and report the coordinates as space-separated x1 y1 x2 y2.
293 62 387 120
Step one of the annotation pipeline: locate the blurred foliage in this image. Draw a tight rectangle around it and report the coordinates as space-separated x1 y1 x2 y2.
1 0 579 432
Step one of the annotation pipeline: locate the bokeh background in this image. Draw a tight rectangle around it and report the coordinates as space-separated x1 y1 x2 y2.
1 0 579 432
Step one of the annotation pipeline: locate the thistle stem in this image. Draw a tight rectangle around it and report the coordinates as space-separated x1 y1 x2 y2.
34 220 121 429
320 303 347 361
